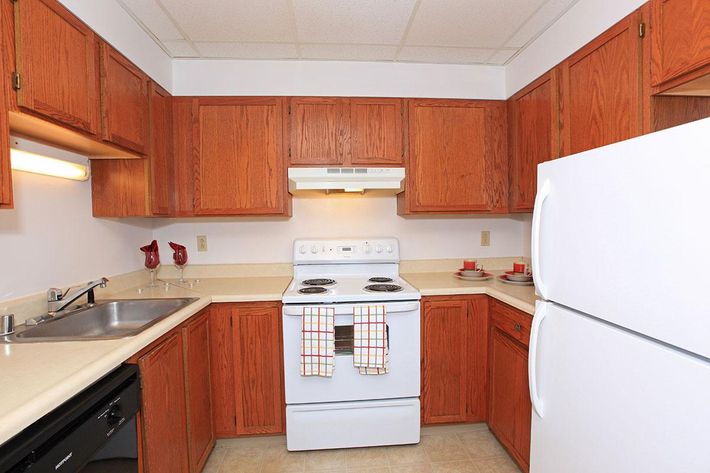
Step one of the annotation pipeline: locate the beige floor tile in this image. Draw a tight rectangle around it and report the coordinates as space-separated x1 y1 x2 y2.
220 447 266 473
390 463 433 473
344 446 390 469
475 456 521 473
261 446 307 473
385 443 429 466
430 460 480 473
203 448 227 473
304 449 349 470
347 468 390 473
457 430 507 460
421 433 470 463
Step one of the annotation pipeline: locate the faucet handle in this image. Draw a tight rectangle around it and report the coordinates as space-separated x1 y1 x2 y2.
47 288 63 302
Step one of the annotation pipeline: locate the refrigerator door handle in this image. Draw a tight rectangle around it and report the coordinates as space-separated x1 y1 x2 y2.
532 179 551 300
529 301 547 419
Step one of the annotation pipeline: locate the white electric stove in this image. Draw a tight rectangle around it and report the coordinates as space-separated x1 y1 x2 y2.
282 238 421 451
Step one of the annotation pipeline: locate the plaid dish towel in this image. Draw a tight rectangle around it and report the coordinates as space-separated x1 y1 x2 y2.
353 305 389 375
301 307 335 377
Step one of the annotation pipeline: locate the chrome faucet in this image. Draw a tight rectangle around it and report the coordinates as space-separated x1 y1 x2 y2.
47 278 109 316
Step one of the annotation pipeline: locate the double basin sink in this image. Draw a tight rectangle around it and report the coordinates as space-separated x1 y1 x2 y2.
4 298 198 343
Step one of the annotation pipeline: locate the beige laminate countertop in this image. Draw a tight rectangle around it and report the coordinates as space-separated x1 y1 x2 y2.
0 273 534 446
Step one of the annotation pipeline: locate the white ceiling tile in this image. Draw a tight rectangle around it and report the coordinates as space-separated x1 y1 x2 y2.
162 40 200 57
120 0 184 41
505 0 577 48
159 0 297 42
293 0 417 45
300 44 398 61
487 48 518 64
406 0 548 48
194 42 299 59
397 46 495 64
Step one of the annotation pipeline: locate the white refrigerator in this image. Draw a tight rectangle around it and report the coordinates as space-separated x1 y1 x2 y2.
530 117 710 473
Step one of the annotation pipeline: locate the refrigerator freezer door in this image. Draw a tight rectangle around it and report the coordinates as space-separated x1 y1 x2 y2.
533 118 710 358
530 301 710 473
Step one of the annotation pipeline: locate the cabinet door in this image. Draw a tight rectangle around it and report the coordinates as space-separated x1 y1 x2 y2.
100 43 149 154
90 158 148 217
421 299 469 424
14 0 99 135
0 1 12 209
182 311 215 473
208 304 237 437
405 99 507 213
288 97 349 165
350 98 404 165
232 302 284 435
560 10 644 156
149 83 172 215
651 0 710 88
194 97 288 215
171 97 197 216
139 333 190 473
465 296 489 422
509 70 560 212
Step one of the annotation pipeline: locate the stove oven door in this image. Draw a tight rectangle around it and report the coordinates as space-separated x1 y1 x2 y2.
282 301 420 404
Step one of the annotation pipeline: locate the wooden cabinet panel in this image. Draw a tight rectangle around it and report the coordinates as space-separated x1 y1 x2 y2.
0 0 12 209
508 70 560 212
350 98 404 165
182 311 215 473
90 158 148 217
14 0 99 135
421 296 488 424
208 304 237 437
194 97 288 215
560 10 644 156
288 97 349 165
148 83 172 216
402 99 507 214
100 43 149 154
489 301 532 473
651 0 710 88
139 333 190 473
171 97 197 216
231 302 284 435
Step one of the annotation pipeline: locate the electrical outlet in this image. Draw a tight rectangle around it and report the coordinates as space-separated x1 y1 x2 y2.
196 235 208 252
480 231 491 247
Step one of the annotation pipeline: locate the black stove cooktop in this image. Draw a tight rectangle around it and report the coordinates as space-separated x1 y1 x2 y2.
368 277 394 283
302 278 336 286
364 284 403 293
298 287 328 294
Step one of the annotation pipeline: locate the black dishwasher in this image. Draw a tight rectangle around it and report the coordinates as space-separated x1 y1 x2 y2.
0 364 141 473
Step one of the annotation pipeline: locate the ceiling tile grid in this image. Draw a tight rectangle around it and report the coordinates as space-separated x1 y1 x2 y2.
118 0 579 66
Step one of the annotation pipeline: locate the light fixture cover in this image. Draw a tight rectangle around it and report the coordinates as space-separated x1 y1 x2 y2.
10 138 89 181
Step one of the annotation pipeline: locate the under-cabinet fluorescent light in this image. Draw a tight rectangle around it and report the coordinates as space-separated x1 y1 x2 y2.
10 138 89 181
343 188 365 193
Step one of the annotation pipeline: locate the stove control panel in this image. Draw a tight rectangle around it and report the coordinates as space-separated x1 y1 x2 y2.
293 238 399 264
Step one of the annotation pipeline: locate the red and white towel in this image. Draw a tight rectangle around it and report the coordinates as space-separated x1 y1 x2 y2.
300 307 335 377
353 305 389 375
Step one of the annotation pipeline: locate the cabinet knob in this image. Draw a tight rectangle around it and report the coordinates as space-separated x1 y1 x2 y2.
514 323 522 332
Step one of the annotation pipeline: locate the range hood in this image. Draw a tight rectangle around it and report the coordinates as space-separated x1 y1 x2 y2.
288 167 405 193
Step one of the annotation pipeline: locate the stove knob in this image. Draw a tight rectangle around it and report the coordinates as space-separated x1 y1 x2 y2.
299 245 307 255
375 245 383 253
311 245 318 254
386 245 393 253
363 244 372 254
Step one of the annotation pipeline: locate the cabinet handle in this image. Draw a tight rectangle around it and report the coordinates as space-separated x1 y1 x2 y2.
514 323 522 332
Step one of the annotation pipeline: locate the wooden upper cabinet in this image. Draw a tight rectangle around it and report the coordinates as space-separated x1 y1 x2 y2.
139 333 190 473
651 0 710 91
194 97 288 215
171 97 197 217
14 0 100 135
100 42 150 154
148 83 172 216
0 2 12 209
289 97 349 165
560 9 645 156
182 311 215 473
350 98 404 165
401 99 507 214
508 70 560 212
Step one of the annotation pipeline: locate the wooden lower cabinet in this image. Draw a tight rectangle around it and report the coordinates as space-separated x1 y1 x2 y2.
209 302 285 436
488 300 532 473
421 295 489 424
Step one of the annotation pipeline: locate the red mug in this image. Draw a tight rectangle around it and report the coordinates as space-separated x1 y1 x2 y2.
463 260 477 270
513 262 527 274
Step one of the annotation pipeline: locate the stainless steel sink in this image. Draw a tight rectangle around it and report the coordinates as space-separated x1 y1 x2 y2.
5 298 199 343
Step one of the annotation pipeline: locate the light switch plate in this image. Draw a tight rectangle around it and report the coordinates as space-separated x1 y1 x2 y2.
196 235 208 252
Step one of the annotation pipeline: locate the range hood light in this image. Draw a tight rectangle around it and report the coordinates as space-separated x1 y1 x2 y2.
288 167 405 194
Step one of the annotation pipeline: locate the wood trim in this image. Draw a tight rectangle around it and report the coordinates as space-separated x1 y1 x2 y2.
0 0 13 208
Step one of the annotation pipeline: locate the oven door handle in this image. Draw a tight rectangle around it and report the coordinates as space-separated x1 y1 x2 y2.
283 301 420 316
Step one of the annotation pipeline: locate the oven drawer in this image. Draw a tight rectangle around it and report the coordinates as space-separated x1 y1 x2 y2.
286 398 420 451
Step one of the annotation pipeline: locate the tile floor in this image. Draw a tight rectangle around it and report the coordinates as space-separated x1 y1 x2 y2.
203 423 521 473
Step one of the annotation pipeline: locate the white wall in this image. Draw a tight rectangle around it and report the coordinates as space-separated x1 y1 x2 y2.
173 59 506 99
58 0 172 91
153 193 526 264
505 0 647 96
0 165 153 301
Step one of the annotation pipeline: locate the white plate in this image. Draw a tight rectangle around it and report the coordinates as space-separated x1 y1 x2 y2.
455 272 493 281
498 275 534 286
505 271 533 282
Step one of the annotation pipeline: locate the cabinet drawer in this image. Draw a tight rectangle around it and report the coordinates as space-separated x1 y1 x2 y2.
490 301 531 347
